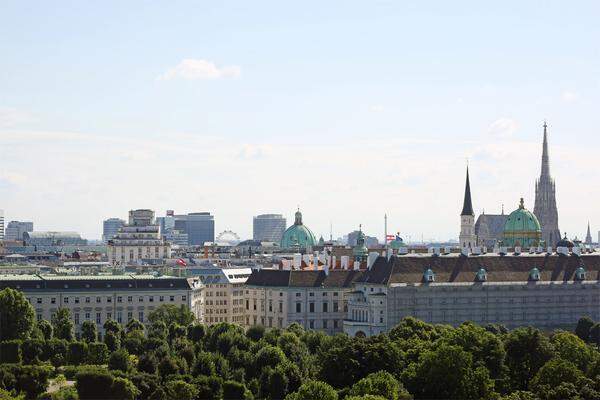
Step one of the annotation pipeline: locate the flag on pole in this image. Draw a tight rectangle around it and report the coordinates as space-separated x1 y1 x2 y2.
386 235 396 242
176 258 187 267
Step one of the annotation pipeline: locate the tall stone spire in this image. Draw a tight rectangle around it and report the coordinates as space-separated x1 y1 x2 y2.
461 166 474 216
459 165 476 248
533 121 561 247
585 222 593 245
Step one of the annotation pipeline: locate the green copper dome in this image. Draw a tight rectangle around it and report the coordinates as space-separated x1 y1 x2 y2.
280 209 317 250
502 198 542 248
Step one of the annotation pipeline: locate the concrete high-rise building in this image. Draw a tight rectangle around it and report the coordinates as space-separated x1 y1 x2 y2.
128 209 155 226
459 166 476 248
102 218 125 243
253 214 286 242
157 211 214 246
0 210 4 240
5 221 34 241
534 122 561 247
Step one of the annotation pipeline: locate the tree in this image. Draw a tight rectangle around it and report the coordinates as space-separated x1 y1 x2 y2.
36 320 53 341
403 343 493 400
103 331 120 352
530 359 584 397
148 305 194 327
254 345 286 372
21 339 44 364
0 341 22 363
193 375 223 400
158 356 179 377
504 327 555 390
223 380 252 400
551 331 592 371
67 342 88 365
348 371 411 400
80 321 97 343
13 365 52 400
75 368 114 400
138 354 158 374
246 325 265 342
108 349 131 373
575 316 594 342
103 319 121 336
285 380 338 400
0 288 35 341
87 342 109 365
125 319 144 334
51 308 74 341
187 323 206 342
165 380 199 400
589 323 600 346
110 377 139 400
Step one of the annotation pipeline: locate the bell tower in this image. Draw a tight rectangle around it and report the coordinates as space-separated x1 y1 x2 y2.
459 166 476 248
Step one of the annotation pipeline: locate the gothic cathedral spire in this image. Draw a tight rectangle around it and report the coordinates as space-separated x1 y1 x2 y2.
533 121 561 247
459 165 476 248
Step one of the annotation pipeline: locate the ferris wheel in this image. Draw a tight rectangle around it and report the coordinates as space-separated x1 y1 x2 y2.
216 230 241 244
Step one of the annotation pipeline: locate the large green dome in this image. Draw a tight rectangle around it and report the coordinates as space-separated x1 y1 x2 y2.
502 198 542 248
280 209 317 250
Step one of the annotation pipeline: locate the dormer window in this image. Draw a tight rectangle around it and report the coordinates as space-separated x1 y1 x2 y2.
423 268 435 283
575 267 586 281
529 268 541 282
476 268 487 282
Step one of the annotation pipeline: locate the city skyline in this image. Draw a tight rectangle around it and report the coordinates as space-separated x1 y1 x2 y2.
1 1 599 241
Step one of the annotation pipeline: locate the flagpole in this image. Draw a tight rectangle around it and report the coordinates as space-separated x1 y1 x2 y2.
384 213 388 251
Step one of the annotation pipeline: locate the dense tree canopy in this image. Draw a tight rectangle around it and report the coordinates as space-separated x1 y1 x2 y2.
0 288 35 341
3 297 600 400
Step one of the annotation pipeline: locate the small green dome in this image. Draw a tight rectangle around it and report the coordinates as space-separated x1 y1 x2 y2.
280 209 317 250
575 266 586 280
423 268 435 282
503 198 542 248
476 267 487 282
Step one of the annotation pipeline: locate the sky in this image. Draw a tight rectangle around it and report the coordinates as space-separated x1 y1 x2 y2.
1 1 599 242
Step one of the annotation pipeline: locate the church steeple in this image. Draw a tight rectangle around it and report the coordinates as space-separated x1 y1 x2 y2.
585 222 593 245
541 121 550 178
461 166 474 216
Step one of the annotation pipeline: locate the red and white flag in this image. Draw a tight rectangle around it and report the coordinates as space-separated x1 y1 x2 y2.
386 235 396 242
176 258 187 267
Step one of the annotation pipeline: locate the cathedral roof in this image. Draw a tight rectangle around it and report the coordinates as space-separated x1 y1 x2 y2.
460 166 474 216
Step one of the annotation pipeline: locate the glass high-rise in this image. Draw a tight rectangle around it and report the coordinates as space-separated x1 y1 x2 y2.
253 214 286 243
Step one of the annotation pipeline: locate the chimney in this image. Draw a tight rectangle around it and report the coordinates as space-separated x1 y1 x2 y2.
341 256 349 270
353 261 360 270
293 254 302 269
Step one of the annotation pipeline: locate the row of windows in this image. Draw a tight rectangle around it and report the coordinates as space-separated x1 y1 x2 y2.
29 294 186 305
38 310 145 325
293 301 341 313
395 295 598 306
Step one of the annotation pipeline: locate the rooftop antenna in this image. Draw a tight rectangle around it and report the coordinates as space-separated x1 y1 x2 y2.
329 221 332 241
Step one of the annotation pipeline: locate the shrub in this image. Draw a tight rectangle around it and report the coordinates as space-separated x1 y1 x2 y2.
0 341 22 364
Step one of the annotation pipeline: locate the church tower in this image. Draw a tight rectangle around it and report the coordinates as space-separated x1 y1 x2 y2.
585 222 593 245
533 122 561 247
459 166 476 248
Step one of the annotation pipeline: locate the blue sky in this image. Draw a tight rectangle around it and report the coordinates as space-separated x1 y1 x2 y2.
1 1 599 241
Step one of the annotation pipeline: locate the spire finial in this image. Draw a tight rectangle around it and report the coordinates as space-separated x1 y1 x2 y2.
502 203 504 215
540 121 550 178
519 197 524 209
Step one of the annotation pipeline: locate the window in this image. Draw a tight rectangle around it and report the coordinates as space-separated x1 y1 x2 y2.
51 298 56 304
64 297 69 304
323 319 328 328
117 296 122 303
85 312 90 320
149 296 154 302
309 303 315 312
75 297 80 304
138 296 143 302
36 298 42 304
268 300 272 312
117 312 122 323
309 320 314 329
74 313 80 325
333 301 339 312
323 303 328 312
138 311 144 323
127 312 132 321
333 320 338 328
127 296 132 302
85 297 90 303
182 295 187 301
246 300 249 310
296 303 301 313
96 313 101 324
107 312 112 320
96 297 101 303
295 293 301 297
279 302 283 313
169 296 175 302
159 296 164 302
309 292 314 297
107 297 112 303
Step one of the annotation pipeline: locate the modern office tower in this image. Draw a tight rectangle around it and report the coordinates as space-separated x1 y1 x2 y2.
0 210 4 240
4 221 33 241
157 210 215 246
102 218 125 243
253 214 286 242
185 212 215 246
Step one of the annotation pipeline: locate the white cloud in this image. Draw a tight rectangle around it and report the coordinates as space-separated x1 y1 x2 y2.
487 118 519 138
368 105 384 112
158 59 241 81
561 90 578 103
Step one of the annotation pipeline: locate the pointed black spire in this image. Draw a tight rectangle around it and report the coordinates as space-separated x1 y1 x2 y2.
461 166 474 216
541 121 550 178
